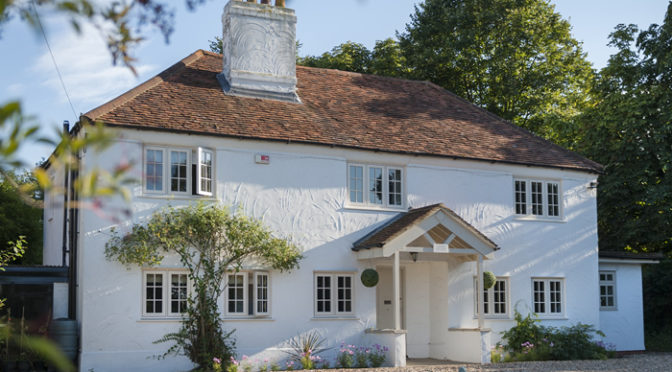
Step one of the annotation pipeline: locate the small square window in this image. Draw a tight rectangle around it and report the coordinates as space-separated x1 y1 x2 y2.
348 164 404 208
599 271 616 310
475 277 509 317
225 271 271 317
143 270 190 318
514 179 562 219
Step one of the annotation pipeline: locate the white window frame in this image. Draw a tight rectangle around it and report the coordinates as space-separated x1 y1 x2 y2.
144 147 166 194
197 147 214 197
513 178 562 219
142 269 191 318
169 149 191 195
313 272 355 317
474 276 510 318
531 278 565 317
347 163 405 209
599 271 617 311
224 271 271 318
144 146 203 196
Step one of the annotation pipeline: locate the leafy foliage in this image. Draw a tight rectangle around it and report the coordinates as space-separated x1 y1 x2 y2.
284 330 329 364
298 39 410 77
643 257 672 351
398 0 594 143
0 172 43 265
105 203 303 369
499 311 610 361
577 4 672 255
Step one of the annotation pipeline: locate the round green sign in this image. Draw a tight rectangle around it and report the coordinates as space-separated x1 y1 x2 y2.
361 269 379 287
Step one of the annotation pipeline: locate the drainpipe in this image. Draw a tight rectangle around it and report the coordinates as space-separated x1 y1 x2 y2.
67 154 80 320
61 121 70 267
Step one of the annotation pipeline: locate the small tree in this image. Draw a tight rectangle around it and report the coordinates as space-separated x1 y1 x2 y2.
105 203 303 369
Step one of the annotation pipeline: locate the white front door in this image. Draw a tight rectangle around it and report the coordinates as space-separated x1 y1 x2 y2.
375 266 405 330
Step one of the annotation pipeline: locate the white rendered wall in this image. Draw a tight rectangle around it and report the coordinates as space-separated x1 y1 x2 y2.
598 262 646 351
73 128 599 371
43 166 65 266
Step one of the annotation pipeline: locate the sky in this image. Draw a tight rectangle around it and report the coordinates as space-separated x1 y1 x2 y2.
0 0 669 167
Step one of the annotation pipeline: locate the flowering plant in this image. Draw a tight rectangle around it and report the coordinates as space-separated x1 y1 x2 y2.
337 343 356 368
368 344 388 367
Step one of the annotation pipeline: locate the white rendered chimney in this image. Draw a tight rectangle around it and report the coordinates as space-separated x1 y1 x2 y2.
218 0 300 103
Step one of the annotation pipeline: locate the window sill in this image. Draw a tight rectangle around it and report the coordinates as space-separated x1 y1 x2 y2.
311 316 359 321
223 317 274 322
140 194 217 201
473 315 512 320
600 308 618 312
513 216 566 223
535 315 568 320
137 317 185 323
344 204 406 213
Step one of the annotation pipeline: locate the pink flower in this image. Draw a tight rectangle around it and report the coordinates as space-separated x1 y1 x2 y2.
242 355 249 361
213 357 222 364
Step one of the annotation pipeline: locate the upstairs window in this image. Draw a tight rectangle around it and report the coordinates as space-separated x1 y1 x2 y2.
348 164 404 208
143 146 213 197
599 271 616 310
514 179 561 218
225 271 270 317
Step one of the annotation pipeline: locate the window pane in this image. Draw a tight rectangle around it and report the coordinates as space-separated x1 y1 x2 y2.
550 280 562 313
337 275 352 313
369 167 383 205
170 274 188 314
256 274 269 314
316 275 331 313
533 280 545 313
547 182 559 216
146 149 163 191
531 181 543 215
349 166 363 203
228 274 245 314
515 180 527 214
388 168 402 206
199 150 213 194
146 273 163 314
493 280 506 314
170 151 188 192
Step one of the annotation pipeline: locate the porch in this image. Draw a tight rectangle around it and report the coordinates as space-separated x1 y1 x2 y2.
353 204 498 366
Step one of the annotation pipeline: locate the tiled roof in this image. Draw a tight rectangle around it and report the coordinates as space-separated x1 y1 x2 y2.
599 251 664 261
83 50 602 173
352 203 498 251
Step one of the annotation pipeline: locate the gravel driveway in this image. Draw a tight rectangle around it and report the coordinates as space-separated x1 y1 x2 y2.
328 353 672 372
403 353 672 372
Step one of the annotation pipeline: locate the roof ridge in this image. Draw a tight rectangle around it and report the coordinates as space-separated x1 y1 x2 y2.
84 49 206 121
420 80 603 173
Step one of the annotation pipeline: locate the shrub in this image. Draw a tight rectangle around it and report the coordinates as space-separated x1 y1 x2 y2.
367 344 388 367
499 311 610 361
336 343 355 368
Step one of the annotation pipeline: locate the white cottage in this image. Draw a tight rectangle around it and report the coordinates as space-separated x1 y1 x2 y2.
41 1 653 371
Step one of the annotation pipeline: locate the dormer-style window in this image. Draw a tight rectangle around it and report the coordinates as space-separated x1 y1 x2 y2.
514 178 561 218
143 146 214 197
348 164 404 209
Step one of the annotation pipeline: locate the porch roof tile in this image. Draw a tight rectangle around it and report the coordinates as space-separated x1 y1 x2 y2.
352 203 497 251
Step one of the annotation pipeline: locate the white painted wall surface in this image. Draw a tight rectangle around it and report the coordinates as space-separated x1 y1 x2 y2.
43 166 65 266
70 128 600 371
598 262 646 351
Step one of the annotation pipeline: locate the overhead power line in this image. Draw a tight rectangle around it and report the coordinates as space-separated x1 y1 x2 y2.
30 0 78 120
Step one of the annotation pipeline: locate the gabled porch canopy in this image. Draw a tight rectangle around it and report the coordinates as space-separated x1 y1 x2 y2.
352 203 499 337
352 203 498 261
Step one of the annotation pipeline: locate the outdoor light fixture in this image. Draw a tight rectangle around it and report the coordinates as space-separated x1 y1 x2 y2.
410 252 418 262
588 181 599 189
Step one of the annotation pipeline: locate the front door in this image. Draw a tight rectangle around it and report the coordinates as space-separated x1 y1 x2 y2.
375 266 405 329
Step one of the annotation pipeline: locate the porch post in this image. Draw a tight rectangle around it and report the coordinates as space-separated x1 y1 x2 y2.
477 255 484 329
393 250 401 330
